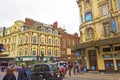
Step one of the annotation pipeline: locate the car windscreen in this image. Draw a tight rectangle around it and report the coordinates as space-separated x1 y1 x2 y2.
50 64 58 70
60 63 67 66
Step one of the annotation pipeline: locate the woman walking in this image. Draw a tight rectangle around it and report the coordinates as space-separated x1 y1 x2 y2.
2 67 16 80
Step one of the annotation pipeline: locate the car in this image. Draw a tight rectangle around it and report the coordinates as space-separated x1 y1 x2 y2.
55 61 68 69
30 63 63 80
58 66 67 78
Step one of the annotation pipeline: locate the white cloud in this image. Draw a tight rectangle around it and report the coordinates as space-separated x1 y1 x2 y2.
0 0 80 35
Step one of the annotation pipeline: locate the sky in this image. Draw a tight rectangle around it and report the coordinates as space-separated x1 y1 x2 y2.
0 0 80 35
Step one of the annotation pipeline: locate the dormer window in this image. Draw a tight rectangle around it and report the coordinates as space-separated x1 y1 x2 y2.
86 0 90 4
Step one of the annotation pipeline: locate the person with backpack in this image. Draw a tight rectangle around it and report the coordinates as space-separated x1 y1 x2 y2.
17 63 27 80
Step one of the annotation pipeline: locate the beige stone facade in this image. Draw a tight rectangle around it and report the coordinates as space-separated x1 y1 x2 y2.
76 0 120 72
0 18 61 66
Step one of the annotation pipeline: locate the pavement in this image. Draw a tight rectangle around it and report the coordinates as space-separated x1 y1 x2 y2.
65 71 120 80
1 71 120 80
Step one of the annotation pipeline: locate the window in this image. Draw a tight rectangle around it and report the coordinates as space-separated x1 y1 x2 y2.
103 48 111 52
25 48 27 55
32 47 36 55
32 36 37 44
115 46 120 51
118 0 120 10
62 39 66 48
48 28 52 34
85 12 92 22
48 49 51 56
80 16 83 23
55 39 58 45
86 0 90 4
103 22 110 37
20 37 22 45
100 4 108 16
41 27 45 32
55 49 58 56
25 36 28 44
68 40 70 46
48 39 52 45
112 20 117 32
32 51 36 55
40 36 45 44
86 28 94 41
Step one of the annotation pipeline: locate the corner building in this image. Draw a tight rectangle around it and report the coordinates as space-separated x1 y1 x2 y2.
0 18 61 66
76 0 120 72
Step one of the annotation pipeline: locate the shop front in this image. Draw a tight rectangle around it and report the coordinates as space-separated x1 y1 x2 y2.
73 36 120 72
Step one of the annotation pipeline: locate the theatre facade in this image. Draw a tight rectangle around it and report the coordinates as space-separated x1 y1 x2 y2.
76 0 120 72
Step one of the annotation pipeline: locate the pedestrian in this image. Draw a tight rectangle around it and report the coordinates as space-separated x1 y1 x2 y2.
73 62 77 75
2 67 16 80
26 66 32 80
17 63 27 80
68 65 72 76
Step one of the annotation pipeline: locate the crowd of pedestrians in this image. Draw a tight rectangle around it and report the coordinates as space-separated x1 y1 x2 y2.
68 61 87 76
1 61 87 80
1 63 32 80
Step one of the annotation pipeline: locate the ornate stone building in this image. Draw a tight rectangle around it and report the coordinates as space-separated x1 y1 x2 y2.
0 18 61 66
76 0 120 72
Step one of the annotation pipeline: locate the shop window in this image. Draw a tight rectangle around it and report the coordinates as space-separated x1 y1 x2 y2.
103 48 111 52
85 11 92 22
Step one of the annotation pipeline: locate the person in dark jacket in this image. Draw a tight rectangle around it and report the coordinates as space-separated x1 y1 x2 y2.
17 63 27 80
2 67 16 80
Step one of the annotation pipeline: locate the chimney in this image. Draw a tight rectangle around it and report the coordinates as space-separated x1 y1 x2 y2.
53 21 58 29
25 18 34 26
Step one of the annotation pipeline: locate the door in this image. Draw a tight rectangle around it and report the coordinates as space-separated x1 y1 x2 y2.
104 60 114 72
88 50 98 71
116 60 120 72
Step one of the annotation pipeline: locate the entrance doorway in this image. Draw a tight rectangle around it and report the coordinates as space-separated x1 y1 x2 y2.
88 50 98 71
104 60 114 72
116 60 120 72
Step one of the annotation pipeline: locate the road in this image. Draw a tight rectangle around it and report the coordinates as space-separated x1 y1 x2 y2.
0 71 120 80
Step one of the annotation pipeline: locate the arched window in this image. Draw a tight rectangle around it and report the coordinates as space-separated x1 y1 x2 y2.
85 11 92 22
